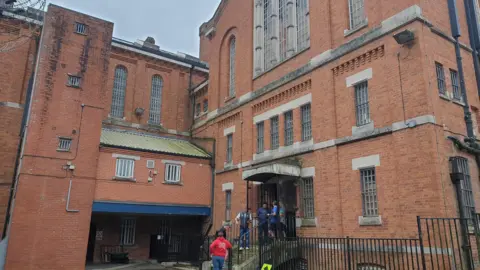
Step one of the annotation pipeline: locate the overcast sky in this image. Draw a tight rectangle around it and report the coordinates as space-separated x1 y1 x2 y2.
45 0 221 56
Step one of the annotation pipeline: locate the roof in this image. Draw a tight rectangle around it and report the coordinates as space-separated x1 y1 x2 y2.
112 37 209 70
100 129 210 159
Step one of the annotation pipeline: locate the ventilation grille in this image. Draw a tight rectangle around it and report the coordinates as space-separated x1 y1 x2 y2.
146 160 155 169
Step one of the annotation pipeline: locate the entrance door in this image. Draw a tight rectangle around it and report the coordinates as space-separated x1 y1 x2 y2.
86 223 96 262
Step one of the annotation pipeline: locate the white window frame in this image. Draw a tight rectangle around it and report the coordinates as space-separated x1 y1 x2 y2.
120 217 136 246
164 163 181 183
115 158 135 180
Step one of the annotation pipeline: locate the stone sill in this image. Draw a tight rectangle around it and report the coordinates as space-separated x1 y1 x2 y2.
224 96 236 103
113 176 136 182
253 46 310 81
344 20 368 37
358 215 382 226
300 218 316 227
163 181 183 186
439 92 466 106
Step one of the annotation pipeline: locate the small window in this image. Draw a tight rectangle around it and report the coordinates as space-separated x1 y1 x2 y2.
284 111 294 146
195 103 201 117
57 137 72 151
67 75 81 88
360 168 378 217
165 164 181 183
75 22 87 35
354 81 370 126
257 121 265 154
115 158 135 179
450 69 461 101
270 116 279 150
146 160 155 169
226 134 233 164
203 99 208 113
225 190 232 221
301 178 315 219
436 62 446 95
348 0 366 30
301 104 312 141
120 218 136 245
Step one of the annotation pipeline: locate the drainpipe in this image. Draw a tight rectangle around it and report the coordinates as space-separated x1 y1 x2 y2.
463 0 480 98
448 0 475 139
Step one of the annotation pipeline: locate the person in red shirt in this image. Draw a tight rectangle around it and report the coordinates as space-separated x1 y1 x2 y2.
210 230 232 270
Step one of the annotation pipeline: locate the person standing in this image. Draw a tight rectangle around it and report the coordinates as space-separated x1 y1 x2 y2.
235 209 252 250
270 201 280 239
257 202 269 244
210 229 232 270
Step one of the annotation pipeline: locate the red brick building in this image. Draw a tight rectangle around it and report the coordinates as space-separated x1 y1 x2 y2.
2 0 480 269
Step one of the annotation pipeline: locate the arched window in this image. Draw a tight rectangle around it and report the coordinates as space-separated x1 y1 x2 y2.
111 66 127 118
149 75 163 125
229 37 236 97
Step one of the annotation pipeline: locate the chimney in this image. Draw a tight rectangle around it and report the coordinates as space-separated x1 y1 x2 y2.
143 36 159 50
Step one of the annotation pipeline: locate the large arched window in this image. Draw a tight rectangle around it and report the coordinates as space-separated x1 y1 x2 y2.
229 37 236 97
111 66 127 118
149 75 163 125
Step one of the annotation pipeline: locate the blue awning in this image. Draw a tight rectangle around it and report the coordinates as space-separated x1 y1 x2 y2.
92 201 210 216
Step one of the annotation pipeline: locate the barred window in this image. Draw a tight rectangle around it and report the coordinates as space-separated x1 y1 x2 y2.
435 62 446 95
57 137 72 151
229 37 236 97
203 99 208 112
279 0 288 61
149 75 163 125
165 164 181 183
284 111 294 146
264 0 274 70
226 134 233 164
270 116 279 150
348 0 366 30
301 178 315 219
115 158 134 179
297 0 310 50
75 22 87 35
450 69 461 101
67 75 81 87
360 168 378 217
451 157 476 219
120 218 136 245
354 81 370 126
225 190 232 221
195 103 201 117
111 66 127 118
301 104 312 141
257 121 265 154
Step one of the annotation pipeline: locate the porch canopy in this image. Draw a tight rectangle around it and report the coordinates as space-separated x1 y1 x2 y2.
242 162 301 183
92 201 210 216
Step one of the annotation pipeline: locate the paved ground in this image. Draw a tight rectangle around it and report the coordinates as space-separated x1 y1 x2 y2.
86 262 198 270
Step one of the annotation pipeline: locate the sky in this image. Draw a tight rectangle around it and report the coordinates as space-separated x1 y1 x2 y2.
44 0 222 56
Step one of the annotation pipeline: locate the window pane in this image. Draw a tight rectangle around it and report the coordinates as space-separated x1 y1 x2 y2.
257 122 265 153
284 111 293 146
227 135 233 163
270 116 279 149
360 168 378 217
354 81 370 126
349 0 366 29
116 158 134 179
436 63 446 95
301 178 315 218
229 38 236 97
225 191 232 221
111 66 127 118
301 104 312 141
296 0 310 50
149 75 163 125
450 69 461 101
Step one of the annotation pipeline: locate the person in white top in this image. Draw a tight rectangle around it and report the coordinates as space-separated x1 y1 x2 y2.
235 210 252 250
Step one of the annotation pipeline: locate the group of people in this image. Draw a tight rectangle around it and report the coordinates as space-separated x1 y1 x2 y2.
209 200 287 270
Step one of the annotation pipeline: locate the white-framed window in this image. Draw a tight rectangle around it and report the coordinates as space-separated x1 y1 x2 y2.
229 37 236 97
75 22 87 35
115 158 135 179
67 75 81 87
120 217 136 245
348 0 366 30
149 75 163 125
57 137 72 151
111 66 128 118
165 164 181 183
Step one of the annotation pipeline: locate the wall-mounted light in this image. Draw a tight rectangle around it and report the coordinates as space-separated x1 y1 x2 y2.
393 30 415 45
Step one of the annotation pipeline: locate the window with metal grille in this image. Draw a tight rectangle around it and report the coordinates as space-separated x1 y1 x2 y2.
301 104 312 141
451 157 476 219
354 81 370 126
111 66 127 118
360 168 378 217
229 37 236 97
279 0 288 61
225 190 232 221
120 218 136 245
264 0 274 70
257 121 265 154
270 116 279 150
165 164 181 183
67 75 81 87
74 22 87 35
301 178 315 219
203 99 208 112
226 134 233 164
348 0 366 30
149 75 163 125
450 69 461 101
115 158 134 179
297 0 310 51
195 103 201 117
435 62 446 95
284 111 294 146
57 138 72 151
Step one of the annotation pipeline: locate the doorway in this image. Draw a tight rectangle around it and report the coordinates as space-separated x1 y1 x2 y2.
86 223 96 263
